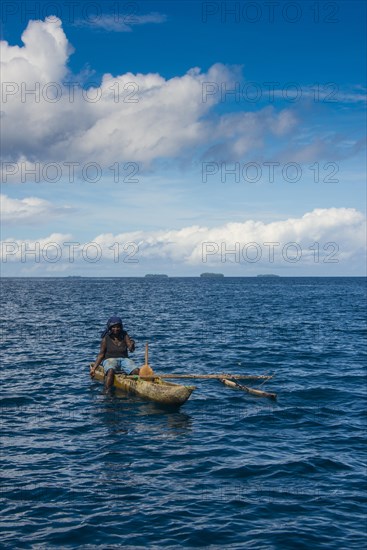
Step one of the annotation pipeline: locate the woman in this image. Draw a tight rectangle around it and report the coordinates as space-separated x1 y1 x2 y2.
90 316 139 389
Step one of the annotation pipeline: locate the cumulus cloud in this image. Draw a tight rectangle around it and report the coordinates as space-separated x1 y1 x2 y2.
1 17 297 174
1 232 73 266
1 18 72 83
1 194 73 224
202 107 298 160
2 209 365 272
109 207 366 266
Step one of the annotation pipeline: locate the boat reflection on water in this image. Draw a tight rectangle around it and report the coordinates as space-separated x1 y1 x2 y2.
89 386 193 436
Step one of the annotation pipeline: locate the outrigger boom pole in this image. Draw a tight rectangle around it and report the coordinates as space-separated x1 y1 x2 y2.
130 373 273 381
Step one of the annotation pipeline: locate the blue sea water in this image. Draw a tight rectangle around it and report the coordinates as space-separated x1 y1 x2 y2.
1 277 366 549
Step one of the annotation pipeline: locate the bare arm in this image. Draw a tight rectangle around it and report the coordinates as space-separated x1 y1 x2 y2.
90 338 107 376
125 333 136 353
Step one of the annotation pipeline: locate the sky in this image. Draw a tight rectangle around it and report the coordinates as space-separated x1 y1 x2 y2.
1 0 366 276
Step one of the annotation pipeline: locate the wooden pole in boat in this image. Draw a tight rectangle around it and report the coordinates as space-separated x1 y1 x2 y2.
124 373 273 381
89 364 272 381
89 363 272 381
139 342 154 377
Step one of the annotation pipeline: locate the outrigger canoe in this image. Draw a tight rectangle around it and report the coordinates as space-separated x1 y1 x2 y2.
90 364 196 406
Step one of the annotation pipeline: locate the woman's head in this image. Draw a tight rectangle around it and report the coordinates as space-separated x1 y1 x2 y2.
101 316 123 339
107 316 123 331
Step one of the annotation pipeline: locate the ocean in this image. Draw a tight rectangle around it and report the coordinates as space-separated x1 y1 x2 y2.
1 277 366 549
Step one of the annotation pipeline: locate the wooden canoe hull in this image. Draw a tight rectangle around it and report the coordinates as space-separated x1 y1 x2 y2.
90 365 195 406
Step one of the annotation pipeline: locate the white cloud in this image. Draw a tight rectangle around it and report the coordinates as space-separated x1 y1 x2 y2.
111 207 366 266
1 194 73 224
278 135 366 164
271 85 367 104
1 209 365 274
1 17 72 82
1 17 297 175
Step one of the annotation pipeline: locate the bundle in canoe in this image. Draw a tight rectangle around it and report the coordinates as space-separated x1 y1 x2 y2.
90 364 196 406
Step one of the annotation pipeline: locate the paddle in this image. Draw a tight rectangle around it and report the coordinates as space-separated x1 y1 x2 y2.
139 342 154 377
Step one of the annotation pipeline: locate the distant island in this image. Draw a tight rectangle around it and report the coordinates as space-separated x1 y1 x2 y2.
200 273 224 278
144 274 169 278
257 274 280 278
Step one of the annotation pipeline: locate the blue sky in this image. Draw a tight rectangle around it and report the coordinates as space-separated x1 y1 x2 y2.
1 0 366 275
